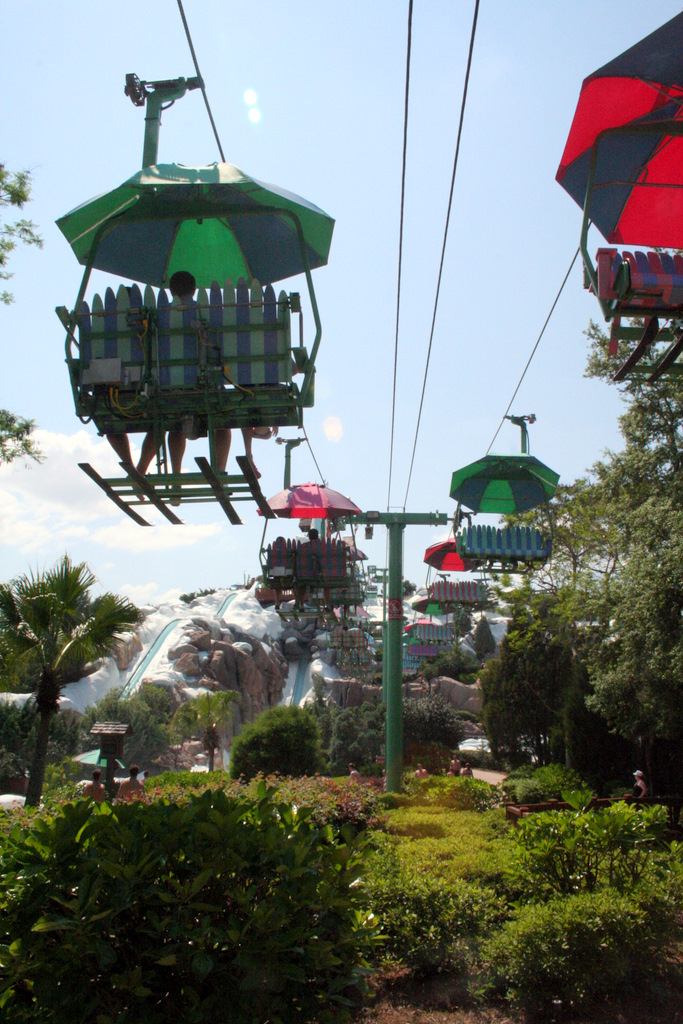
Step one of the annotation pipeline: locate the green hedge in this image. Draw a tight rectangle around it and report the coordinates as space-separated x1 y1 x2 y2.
482 884 682 1012
0 785 380 1023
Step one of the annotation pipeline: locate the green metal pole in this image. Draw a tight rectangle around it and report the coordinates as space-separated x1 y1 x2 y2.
282 439 302 489
385 522 405 792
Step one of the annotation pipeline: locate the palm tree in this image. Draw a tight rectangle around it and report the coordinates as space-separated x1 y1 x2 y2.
0 555 142 806
171 691 237 771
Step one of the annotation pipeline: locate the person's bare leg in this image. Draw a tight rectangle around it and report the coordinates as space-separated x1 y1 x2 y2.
241 428 260 478
136 431 158 475
168 430 186 505
214 429 231 473
107 433 134 470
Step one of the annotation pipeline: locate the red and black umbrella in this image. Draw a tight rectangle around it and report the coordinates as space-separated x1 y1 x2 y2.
264 482 361 519
557 12 683 247
423 540 474 573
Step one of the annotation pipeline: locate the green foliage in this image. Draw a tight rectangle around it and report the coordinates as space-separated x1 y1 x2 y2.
0 749 26 783
365 870 503 974
0 786 380 1023
80 683 174 767
480 605 573 766
472 616 496 661
170 690 236 771
403 774 504 813
42 757 82 802
0 556 142 805
230 704 324 780
504 762 584 803
482 884 682 1013
403 694 466 749
420 644 478 683
0 409 42 465
0 163 43 306
403 740 452 774
0 702 81 770
178 587 217 604
326 700 385 777
509 795 669 898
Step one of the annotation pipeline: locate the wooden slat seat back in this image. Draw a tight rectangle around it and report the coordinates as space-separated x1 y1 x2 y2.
329 626 367 650
596 248 683 311
74 278 296 434
457 525 551 563
295 538 347 582
428 579 485 604
408 623 452 642
329 578 365 606
265 537 296 580
404 643 440 659
209 279 292 387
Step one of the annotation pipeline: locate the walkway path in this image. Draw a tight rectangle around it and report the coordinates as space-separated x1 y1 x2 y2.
471 768 507 785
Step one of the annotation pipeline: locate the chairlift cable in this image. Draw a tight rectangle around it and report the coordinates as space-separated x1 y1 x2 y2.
177 0 227 162
402 0 480 510
485 244 580 454
302 427 327 487
386 0 414 512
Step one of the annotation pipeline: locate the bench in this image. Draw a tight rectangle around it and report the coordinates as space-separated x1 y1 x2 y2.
405 623 453 643
596 248 683 311
69 278 303 436
403 643 440 659
428 579 486 605
456 525 551 567
329 626 368 650
295 538 347 583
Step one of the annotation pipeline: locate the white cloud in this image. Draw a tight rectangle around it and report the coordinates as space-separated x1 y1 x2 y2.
92 520 222 552
119 582 184 606
323 416 343 443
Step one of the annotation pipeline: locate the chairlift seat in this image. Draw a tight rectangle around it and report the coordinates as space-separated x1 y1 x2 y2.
456 525 550 567
406 623 453 643
68 277 305 438
595 248 683 311
428 580 485 605
295 538 348 583
403 643 440 659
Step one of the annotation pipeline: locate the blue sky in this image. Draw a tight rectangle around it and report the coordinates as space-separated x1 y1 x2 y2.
1 1 677 605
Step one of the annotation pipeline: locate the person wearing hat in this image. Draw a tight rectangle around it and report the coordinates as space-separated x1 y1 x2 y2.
633 770 648 799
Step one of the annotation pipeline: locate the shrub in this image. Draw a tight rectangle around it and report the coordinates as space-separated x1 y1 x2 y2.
482 885 682 1012
230 704 324 780
0 785 380 1023
403 694 466 748
503 762 584 803
0 749 26 784
403 740 452 775
403 775 504 813
327 701 385 777
365 871 502 974
510 794 670 897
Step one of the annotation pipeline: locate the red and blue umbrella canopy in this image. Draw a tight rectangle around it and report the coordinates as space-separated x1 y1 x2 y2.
423 540 474 573
557 12 683 247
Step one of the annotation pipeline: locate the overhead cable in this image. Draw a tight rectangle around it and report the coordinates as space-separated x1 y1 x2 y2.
386 0 414 511
177 0 227 162
402 0 480 509
485 245 580 454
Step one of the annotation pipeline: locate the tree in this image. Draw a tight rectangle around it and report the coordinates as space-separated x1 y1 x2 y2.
80 683 174 767
171 690 236 771
1 164 42 305
1 164 43 464
0 556 142 805
230 704 324 780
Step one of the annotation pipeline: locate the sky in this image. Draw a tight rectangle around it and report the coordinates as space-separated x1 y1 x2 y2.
1 1 678 606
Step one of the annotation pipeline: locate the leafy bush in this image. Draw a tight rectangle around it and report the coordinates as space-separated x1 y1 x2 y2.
482 885 682 1013
0 701 81 768
403 740 452 774
403 694 466 748
420 646 478 683
0 749 26 783
326 701 385 776
403 775 504 813
230 704 324 780
503 761 584 803
0 785 380 1023
365 871 503 974
147 771 386 832
510 793 670 897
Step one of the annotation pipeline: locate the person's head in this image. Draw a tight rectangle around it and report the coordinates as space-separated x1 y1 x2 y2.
129 765 139 778
308 528 319 541
634 770 644 779
92 769 101 782
348 763 356 771
169 270 196 299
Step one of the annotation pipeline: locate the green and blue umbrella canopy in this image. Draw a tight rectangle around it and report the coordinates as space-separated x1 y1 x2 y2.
449 454 560 514
56 162 335 287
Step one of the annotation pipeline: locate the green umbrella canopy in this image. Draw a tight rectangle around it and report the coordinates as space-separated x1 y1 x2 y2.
56 162 335 288
449 453 560 514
